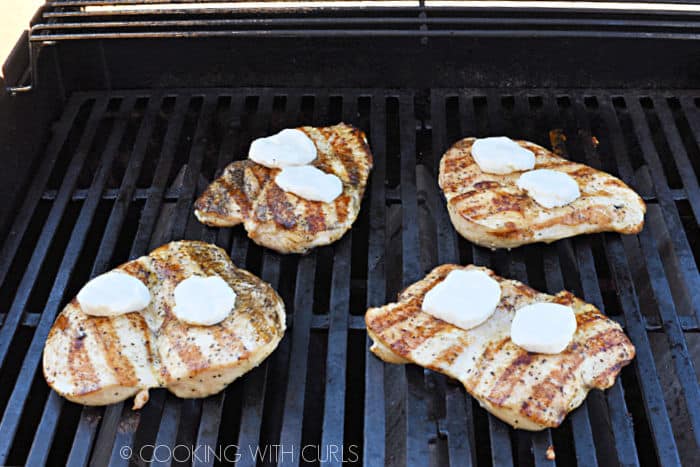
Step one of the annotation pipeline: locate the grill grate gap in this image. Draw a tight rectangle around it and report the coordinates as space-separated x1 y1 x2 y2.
639 97 683 189
76 102 121 189
344 329 366 464
471 396 493 467
6 353 51 465
618 356 658 466
349 97 371 317
0 326 33 429
611 99 648 179
300 330 328 467
107 97 148 189
668 97 700 187
46 98 95 191
135 95 172 188
676 200 700 269
166 96 203 188
200 96 233 182
23 200 85 332
0 200 52 319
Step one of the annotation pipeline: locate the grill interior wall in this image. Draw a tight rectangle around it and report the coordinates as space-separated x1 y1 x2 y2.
0 88 698 466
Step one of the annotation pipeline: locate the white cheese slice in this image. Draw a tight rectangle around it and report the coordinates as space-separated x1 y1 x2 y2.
516 169 581 208
511 302 577 354
77 271 151 317
249 128 317 168
172 275 237 326
471 136 536 174
422 269 501 330
275 165 343 203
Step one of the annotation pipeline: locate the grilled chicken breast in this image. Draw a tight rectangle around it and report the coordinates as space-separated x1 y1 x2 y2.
194 123 373 254
43 241 285 408
365 264 635 430
439 138 646 249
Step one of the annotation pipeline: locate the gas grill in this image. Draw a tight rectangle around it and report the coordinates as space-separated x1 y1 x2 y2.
0 1 699 466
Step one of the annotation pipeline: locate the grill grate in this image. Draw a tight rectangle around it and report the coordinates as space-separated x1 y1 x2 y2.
0 87 698 466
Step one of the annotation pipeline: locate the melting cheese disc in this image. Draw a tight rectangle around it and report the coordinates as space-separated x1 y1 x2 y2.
471 137 536 174
249 128 317 168
516 169 581 208
77 271 151 317
422 269 501 330
275 165 343 203
511 302 577 354
173 275 237 326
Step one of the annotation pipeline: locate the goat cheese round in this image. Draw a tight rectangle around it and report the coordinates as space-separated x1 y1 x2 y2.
511 302 577 354
249 128 317 168
77 271 151 317
422 269 501 330
516 169 581 208
173 275 236 326
471 137 536 174
275 165 343 203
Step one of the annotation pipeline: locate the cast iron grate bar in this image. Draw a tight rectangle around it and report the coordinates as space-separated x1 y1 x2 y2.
319 95 358 466
362 94 388 467
0 87 698 467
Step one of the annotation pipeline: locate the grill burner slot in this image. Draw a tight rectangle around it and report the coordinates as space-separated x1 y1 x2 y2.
0 88 698 466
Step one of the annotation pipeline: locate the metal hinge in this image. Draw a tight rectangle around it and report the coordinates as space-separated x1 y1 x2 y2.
4 26 55 95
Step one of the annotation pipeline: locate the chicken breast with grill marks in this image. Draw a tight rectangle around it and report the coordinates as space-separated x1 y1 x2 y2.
43 240 285 408
194 123 373 254
439 138 646 249
365 264 635 430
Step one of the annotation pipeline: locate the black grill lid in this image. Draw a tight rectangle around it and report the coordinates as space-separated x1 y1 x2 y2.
8 0 700 93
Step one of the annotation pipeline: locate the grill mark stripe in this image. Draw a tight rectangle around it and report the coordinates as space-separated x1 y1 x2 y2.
165 318 210 373
86 315 139 387
304 200 327 234
265 183 297 230
210 321 244 354
466 337 510 390
68 338 101 394
337 128 361 184
430 337 469 370
67 312 101 394
219 163 252 217
486 349 533 405
246 306 277 343
323 127 355 183
449 190 481 204
581 327 632 359
334 194 351 225
366 303 422 333
389 315 451 357
131 312 159 380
